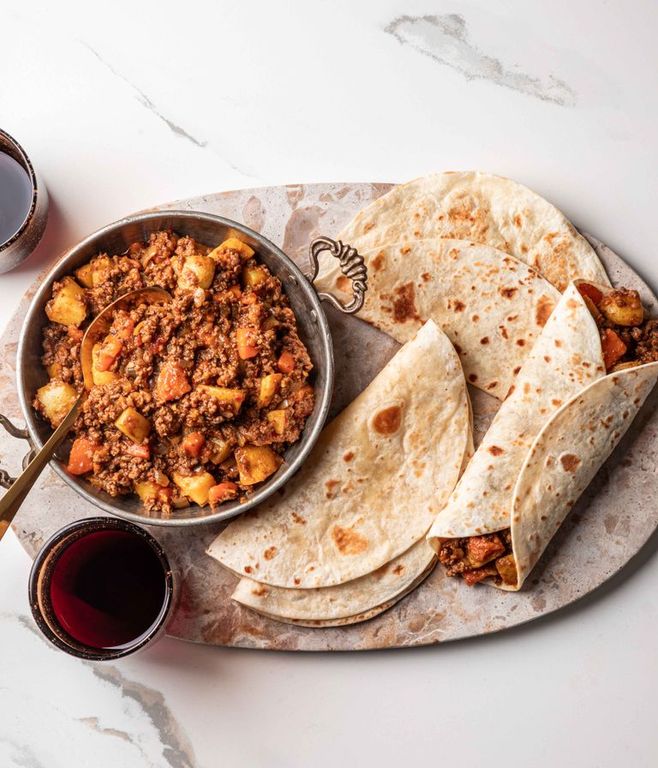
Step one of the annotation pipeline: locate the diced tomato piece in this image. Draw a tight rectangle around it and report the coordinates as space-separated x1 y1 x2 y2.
96 335 123 371
208 481 239 506
236 327 258 359
155 360 191 403
67 437 97 475
125 442 150 459
181 431 206 458
601 328 627 371
277 350 295 374
577 283 603 307
466 534 505 567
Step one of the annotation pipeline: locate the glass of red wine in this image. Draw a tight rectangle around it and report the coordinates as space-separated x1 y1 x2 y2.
29 518 175 660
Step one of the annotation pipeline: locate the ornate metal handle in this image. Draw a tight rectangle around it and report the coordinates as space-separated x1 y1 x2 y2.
308 236 367 315
0 413 33 489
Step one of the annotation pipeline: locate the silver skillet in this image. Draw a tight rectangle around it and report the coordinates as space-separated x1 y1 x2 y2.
1 211 366 526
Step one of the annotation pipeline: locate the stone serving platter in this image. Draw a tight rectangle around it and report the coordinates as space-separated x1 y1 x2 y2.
1 182 657 651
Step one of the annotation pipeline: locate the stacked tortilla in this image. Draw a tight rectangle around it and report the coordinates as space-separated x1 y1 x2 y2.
208 321 472 625
315 171 609 399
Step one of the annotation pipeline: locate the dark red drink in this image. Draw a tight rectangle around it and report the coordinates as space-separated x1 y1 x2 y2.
30 518 174 660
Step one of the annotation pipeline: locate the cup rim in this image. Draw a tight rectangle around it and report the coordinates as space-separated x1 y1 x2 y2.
28 516 174 661
0 127 39 252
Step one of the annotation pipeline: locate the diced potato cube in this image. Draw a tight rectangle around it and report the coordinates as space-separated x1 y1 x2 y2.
91 343 119 385
208 237 255 262
277 351 295 374
242 265 268 288
155 360 191 403
178 253 216 290
235 445 283 485
209 438 232 464
115 407 151 444
36 380 78 427
135 480 160 502
198 385 245 411
75 263 95 288
495 555 518 586
266 409 287 435
91 255 112 286
172 471 216 506
599 289 644 327
45 277 88 327
46 362 62 379
258 373 282 407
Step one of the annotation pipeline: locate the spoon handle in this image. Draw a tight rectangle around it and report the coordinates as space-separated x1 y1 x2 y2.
0 394 85 541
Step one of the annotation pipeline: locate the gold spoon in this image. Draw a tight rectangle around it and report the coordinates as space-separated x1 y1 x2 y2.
0 287 171 541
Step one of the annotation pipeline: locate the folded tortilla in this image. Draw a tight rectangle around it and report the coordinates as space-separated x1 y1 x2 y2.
427 284 658 589
208 320 470 589
315 238 560 400
332 171 610 291
231 540 436 626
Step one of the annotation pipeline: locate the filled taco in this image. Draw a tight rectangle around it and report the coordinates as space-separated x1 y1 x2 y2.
427 282 658 590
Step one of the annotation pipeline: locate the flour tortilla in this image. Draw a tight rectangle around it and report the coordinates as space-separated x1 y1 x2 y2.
231 540 436 625
428 284 658 589
208 320 470 589
315 238 560 400
331 171 609 291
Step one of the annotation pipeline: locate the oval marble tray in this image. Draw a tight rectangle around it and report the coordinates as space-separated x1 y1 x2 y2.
2 182 657 651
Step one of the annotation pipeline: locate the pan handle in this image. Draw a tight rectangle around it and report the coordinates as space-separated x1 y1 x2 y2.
0 413 35 489
307 236 367 315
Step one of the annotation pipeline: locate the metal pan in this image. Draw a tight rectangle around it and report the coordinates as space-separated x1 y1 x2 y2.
2 210 366 526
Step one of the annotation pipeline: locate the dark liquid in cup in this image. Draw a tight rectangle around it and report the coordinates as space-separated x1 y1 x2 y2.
0 152 33 245
49 530 167 650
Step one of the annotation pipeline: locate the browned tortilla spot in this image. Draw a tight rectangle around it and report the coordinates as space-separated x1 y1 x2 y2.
452 299 466 312
325 479 340 499
513 214 522 227
400 245 412 255
513 366 521 375
507 314 519 322
336 275 350 292
488 445 504 457
516 338 526 347
499 325 509 339
373 405 402 435
343 451 355 462
544 355 552 362
332 525 369 555
472 314 480 322
454 343 463 354
468 373 478 383
244 566 253 574
536 295 554 327
567 298 579 309
292 512 306 525
251 585 269 597
393 283 420 322
263 546 278 561
372 252 385 271
560 454 581 472
393 564 404 575
363 221 375 233
555 339 563 347
552 398 563 407
521 244 528 254
523 382 531 394
500 286 518 299
421 272 431 282
486 381 498 390
294 577 301 585
480 336 490 345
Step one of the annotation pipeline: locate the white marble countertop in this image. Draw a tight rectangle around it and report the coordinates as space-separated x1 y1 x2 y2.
1 1 657 765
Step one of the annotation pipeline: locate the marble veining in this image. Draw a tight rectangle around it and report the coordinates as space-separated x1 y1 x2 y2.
80 43 208 149
384 14 577 107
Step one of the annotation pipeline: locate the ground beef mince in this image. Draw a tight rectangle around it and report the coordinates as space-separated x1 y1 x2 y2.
33 231 315 516
437 530 516 586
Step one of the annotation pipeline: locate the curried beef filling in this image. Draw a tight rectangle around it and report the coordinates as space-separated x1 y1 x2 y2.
33 231 315 516
440 282 657 586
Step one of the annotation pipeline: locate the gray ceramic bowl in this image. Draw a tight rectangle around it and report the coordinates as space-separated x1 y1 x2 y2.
15 211 366 526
